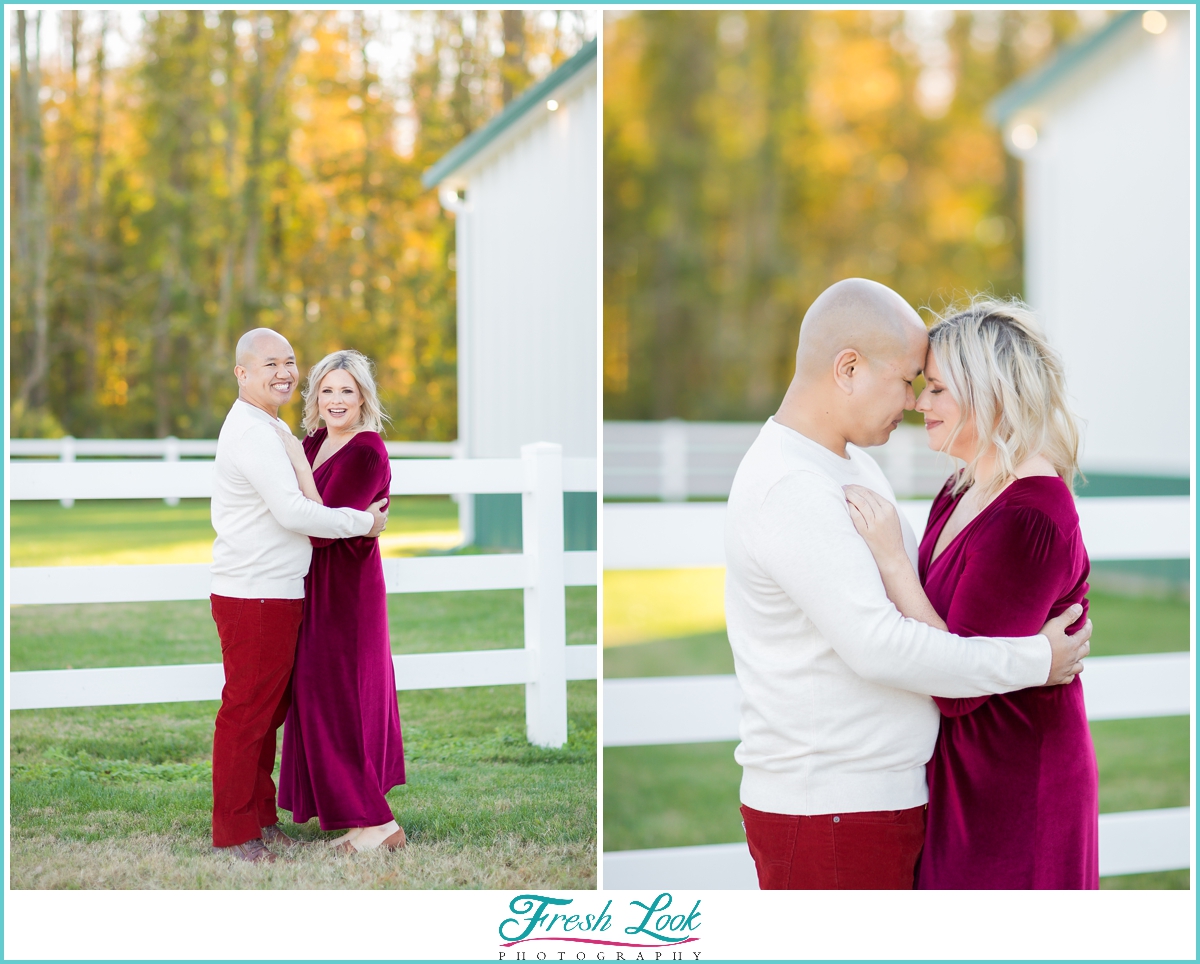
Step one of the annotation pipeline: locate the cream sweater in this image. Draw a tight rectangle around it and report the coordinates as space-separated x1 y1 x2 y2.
210 399 375 599
724 417 1052 815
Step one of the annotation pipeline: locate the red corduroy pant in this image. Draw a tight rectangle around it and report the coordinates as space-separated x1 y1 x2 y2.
210 594 304 848
741 803 926 890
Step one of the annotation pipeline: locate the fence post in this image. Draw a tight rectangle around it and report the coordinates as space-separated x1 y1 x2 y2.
164 436 181 506
60 436 75 508
660 418 688 502
521 441 568 748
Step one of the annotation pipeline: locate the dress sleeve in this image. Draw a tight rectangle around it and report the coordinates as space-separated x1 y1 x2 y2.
309 439 391 548
933 503 1072 717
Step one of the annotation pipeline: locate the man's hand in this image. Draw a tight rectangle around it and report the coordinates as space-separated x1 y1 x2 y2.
1041 604 1091 685
366 498 389 538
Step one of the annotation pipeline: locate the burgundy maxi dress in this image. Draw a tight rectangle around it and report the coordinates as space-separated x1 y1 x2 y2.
916 475 1099 889
278 429 406 830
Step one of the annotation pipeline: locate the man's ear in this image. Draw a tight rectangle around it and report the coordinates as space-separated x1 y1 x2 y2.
832 348 861 395
234 365 247 383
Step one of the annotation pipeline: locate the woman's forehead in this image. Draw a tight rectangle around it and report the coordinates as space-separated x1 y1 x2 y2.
320 368 358 389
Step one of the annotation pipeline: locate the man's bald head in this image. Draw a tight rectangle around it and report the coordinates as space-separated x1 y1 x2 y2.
775 279 928 454
235 327 291 369
795 278 926 383
233 327 299 417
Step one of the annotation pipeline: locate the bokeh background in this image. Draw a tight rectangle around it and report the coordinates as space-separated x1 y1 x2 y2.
605 8 1105 420
10 8 590 440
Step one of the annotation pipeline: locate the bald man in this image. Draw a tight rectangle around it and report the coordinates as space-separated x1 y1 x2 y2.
724 279 1091 889
209 328 389 863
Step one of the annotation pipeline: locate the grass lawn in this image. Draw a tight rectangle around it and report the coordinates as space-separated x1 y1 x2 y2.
10 496 463 566
603 571 1191 890
10 500 597 890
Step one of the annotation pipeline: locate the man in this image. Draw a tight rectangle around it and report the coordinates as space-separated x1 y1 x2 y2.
209 328 389 863
724 279 1091 889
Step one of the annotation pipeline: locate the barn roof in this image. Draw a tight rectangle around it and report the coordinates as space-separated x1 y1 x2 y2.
422 37 597 189
988 11 1139 125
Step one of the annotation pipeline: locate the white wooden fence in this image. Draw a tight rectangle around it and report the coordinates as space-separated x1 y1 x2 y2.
605 421 951 499
10 442 596 749
602 498 1193 885
10 436 462 508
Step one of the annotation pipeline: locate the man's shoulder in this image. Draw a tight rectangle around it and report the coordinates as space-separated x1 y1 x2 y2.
845 444 898 500
215 406 284 471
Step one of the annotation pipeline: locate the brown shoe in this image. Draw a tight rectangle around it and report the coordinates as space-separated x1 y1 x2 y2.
213 838 276 864
260 824 303 848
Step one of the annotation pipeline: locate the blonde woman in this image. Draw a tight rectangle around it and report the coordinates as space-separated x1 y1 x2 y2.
274 349 407 853
845 300 1098 889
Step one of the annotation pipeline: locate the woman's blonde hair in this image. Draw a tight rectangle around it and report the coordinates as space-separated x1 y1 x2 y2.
927 297 1081 500
301 349 389 436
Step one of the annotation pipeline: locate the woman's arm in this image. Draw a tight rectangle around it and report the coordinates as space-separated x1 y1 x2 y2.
844 485 947 631
308 438 391 549
273 426 324 505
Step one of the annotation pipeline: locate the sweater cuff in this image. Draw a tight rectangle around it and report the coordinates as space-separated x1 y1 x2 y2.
346 507 374 536
1021 633 1053 687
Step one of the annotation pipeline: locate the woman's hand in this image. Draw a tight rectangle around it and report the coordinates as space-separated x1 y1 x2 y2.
274 425 308 472
274 425 324 505
844 484 907 569
844 484 947 630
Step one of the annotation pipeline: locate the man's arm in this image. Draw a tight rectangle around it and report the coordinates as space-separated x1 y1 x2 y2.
233 423 375 538
755 470 1050 698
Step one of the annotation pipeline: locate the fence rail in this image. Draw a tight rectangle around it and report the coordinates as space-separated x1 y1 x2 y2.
10 444 597 749
604 420 952 500
603 654 1192 749
603 497 1191 569
10 436 461 459
10 436 462 508
11 646 598 711
602 497 1193 884
10 455 597 501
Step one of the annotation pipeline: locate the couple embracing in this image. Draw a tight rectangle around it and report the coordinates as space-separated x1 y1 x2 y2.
726 279 1098 890
208 328 407 863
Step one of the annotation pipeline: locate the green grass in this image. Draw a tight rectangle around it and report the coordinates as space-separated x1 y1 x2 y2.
11 496 462 566
11 680 596 889
603 586 1192 889
10 590 597 889
11 587 597 671
10 500 597 889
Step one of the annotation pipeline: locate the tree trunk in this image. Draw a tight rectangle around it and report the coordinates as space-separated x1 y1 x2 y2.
151 223 181 438
213 10 238 384
501 11 526 105
18 12 52 410
83 13 108 403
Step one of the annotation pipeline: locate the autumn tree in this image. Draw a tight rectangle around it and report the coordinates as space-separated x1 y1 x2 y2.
604 9 1105 421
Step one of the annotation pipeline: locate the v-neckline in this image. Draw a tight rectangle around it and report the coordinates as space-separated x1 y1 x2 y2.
312 429 360 473
928 478 1021 568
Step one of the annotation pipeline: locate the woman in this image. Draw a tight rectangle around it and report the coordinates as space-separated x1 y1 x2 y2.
274 349 407 853
845 299 1098 889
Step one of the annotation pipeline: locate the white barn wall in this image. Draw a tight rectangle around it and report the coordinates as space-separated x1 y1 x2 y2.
1020 17 1191 476
462 76 598 459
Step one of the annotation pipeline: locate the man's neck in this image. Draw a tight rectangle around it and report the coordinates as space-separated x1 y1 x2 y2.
238 392 280 419
774 386 850 459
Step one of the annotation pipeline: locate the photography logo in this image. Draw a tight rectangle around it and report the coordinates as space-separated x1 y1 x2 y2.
498 893 702 960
